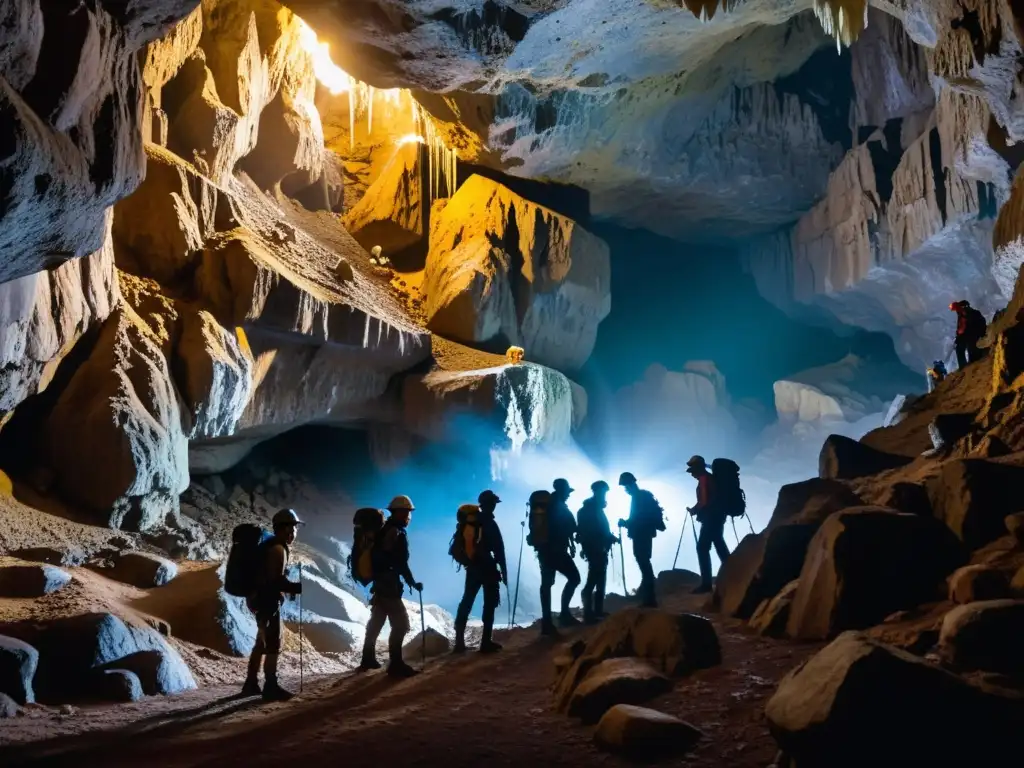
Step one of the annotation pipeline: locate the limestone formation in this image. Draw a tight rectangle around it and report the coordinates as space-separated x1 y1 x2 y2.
342 143 423 254
594 704 703 757
287 615 358 655
402 628 450 659
766 632 1024 767
424 174 610 371
42 303 190 531
786 507 965 640
0 635 38 705
567 658 672 725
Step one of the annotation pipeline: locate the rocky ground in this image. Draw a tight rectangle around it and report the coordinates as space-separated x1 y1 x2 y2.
0 582 818 767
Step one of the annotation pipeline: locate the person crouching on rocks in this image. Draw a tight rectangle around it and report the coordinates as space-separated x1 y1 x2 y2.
358 495 423 678
244 508 304 701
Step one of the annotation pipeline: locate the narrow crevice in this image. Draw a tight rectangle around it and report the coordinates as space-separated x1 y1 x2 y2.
865 118 905 206
928 127 948 224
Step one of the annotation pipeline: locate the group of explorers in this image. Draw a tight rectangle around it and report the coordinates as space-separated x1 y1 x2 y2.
927 299 989 391
226 455 749 701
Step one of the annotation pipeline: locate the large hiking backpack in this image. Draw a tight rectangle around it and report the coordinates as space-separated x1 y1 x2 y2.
224 523 272 597
349 507 386 586
448 504 481 569
965 306 987 337
711 458 747 518
526 490 551 549
636 490 666 536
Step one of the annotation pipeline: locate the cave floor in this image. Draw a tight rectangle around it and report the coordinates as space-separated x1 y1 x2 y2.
1 590 822 768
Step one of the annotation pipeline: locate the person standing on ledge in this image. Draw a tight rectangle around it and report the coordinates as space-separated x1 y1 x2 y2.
359 495 423 678
687 455 730 594
243 508 304 702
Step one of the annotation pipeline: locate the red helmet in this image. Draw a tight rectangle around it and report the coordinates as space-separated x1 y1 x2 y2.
949 302 957 311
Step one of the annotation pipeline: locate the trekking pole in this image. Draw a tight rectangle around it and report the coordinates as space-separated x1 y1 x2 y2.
618 537 628 596
298 565 304 694
511 512 526 626
673 512 689 570
418 587 426 668
744 513 755 535
730 517 740 547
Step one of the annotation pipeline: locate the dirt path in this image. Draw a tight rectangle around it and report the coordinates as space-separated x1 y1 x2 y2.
3 593 822 768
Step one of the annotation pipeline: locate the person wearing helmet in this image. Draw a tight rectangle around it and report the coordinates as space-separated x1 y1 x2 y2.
576 480 618 623
243 509 304 701
687 455 730 594
617 472 665 607
926 360 947 393
453 490 508 654
950 300 987 369
359 495 423 677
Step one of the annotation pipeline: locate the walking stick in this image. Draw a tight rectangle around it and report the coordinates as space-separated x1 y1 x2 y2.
730 516 740 547
299 565 304 694
618 537 628 596
744 512 755 534
511 512 526 627
418 587 426 668
673 512 689 570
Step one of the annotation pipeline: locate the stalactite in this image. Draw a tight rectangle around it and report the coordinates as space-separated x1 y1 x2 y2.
679 0 869 48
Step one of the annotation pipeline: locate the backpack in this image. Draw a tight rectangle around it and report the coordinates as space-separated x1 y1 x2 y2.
224 523 271 597
636 490 666 535
526 490 551 549
349 507 385 586
448 504 481 569
711 458 747 518
965 307 987 337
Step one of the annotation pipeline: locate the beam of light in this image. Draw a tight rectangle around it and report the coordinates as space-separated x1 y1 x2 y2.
296 19 351 95
396 133 426 147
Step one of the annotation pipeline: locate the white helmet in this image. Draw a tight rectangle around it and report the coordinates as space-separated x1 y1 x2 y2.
387 494 415 512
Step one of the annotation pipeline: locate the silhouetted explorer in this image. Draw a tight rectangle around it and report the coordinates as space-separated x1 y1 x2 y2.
576 480 618 623
452 490 508 654
243 509 304 702
617 472 665 607
358 495 422 677
529 479 582 635
950 299 987 369
687 455 730 594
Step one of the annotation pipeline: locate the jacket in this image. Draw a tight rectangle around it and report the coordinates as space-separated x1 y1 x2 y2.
475 511 508 574
546 497 578 551
577 497 615 555
623 489 661 540
372 520 416 597
253 537 301 608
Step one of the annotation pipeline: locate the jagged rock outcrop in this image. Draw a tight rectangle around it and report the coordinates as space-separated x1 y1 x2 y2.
342 142 422 255
938 599 1024 678
0 635 38 705
766 631 1024 768
926 459 1024 550
819 433 912 479
786 507 966 640
0 0 200 284
424 174 610 371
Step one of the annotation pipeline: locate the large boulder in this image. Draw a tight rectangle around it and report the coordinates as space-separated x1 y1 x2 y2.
927 460 1024 550
286 569 369 625
553 610 719 713
32 613 195 700
786 507 965 640
42 303 190 531
99 649 195 696
766 477 863 529
0 635 38 705
105 551 178 589
288 615 360 655
567 658 672 724
947 564 1010 604
749 580 799 638
818 434 912 480
424 174 611 371
713 523 816 619
938 599 1024 678
0 692 21 719
594 704 703 757
766 632 1024 767
0 564 72 598
402 628 450 659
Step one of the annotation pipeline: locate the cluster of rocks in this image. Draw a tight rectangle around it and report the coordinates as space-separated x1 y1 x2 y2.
709 319 1024 763
550 608 719 758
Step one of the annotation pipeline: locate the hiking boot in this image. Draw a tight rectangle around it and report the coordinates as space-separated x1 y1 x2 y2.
240 678 262 697
479 640 503 654
558 612 582 627
357 656 382 671
691 584 713 595
387 661 420 678
262 680 294 702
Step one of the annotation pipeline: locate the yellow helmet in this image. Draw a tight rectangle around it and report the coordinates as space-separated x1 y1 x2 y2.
387 494 415 512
